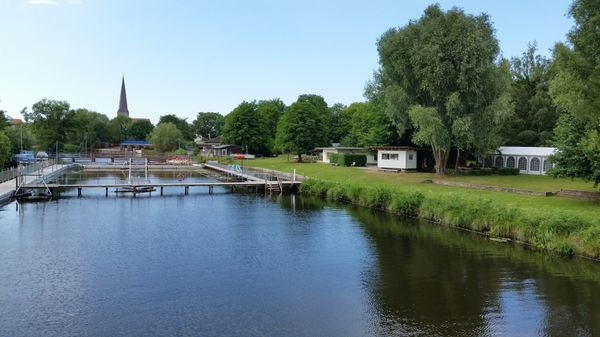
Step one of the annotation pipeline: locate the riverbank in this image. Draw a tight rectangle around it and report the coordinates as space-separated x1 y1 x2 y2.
244 157 600 260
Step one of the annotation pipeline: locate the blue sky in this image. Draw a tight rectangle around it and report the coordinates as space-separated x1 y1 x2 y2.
1 0 573 123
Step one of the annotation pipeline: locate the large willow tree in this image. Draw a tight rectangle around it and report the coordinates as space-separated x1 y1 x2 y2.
369 5 511 175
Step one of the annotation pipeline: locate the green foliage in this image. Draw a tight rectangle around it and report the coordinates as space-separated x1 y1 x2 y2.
127 119 154 140
328 103 350 143
549 1 600 187
149 122 183 153
173 148 187 155
0 110 10 130
0 132 12 168
222 101 270 155
107 115 132 143
62 143 79 153
496 168 520 176
371 5 511 175
329 153 339 164
23 99 74 150
68 109 110 150
3 125 34 155
341 102 397 147
275 96 329 161
257 99 285 153
504 43 558 146
158 114 192 141
192 112 224 139
336 153 366 167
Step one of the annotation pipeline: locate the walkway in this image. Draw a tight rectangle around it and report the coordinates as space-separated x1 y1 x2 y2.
0 164 68 203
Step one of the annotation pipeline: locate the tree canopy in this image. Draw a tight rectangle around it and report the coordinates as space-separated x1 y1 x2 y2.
127 119 154 140
149 122 183 152
23 99 75 151
549 0 600 185
222 101 266 155
275 96 329 162
341 102 397 147
370 5 511 174
192 112 224 140
158 114 192 141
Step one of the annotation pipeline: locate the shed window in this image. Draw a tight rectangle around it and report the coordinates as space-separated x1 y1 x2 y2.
506 157 515 168
495 156 504 168
530 158 540 171
382 153 399 160
408 154 414 161
518 157 528 171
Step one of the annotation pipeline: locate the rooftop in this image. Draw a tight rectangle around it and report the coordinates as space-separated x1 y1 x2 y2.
497 146 557 157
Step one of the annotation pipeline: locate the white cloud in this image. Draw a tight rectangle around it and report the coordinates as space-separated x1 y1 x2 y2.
25 0 80 5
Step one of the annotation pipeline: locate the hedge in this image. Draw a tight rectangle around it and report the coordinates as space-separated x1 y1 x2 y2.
337 153 367 167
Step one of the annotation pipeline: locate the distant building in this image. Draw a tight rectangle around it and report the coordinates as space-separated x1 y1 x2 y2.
117 76 129 118
120 140 152 151
491 146 557 175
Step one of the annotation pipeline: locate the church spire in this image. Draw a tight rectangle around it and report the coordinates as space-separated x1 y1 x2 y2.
117 76 129 117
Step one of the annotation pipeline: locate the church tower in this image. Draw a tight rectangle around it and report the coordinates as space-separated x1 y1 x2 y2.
117 76 129 117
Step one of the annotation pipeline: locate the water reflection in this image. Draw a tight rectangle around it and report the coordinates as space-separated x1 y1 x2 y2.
349 206 600 337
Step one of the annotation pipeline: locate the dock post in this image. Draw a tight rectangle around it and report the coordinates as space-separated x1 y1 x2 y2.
77 187 82 197
160 186 164 196
209 185 213 194
105 187 108 197
185 186 189 195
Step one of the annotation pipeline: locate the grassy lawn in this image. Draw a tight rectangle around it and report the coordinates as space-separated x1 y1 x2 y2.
242 157 600 219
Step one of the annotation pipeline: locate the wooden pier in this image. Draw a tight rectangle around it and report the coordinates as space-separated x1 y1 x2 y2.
24 180 297 197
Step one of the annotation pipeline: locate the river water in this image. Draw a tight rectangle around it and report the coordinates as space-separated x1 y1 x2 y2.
0 171 599 336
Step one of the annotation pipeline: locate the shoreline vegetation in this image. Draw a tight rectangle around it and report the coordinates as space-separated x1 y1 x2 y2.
245 157 600 260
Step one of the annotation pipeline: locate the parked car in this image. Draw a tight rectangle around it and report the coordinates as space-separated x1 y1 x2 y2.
36 151 49 161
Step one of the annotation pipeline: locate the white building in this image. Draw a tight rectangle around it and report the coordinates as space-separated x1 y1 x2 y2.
491 146 557 175
375 147 418 170
317 147 377 165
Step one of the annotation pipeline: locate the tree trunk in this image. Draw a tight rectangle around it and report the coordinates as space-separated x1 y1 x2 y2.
297 153 302 163
455 148 460 169
433 146 451 175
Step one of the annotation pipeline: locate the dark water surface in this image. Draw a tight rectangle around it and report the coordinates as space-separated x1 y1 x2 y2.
0 171 599 336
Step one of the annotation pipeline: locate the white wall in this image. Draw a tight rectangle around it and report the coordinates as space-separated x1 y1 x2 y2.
493 155 551 175
377 150 417 170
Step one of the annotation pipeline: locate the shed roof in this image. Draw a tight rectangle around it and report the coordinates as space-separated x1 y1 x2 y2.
213 144 240 149
497 146 557 157
315 147 365 151
368 146 419 151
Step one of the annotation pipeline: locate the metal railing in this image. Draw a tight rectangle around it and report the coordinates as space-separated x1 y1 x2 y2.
0 159 58 184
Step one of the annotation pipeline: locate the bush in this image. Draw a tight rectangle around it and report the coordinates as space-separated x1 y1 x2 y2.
337 153 367 167
329 153 339 165
496 168 520 175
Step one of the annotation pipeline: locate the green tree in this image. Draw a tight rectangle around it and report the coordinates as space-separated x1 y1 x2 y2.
256 99 285 154
342 102 397 147
222 101 266 154
0 109 9 130
191 112 224 139
329 103 351 144
149 122 183 152
0 132 12 168
370 5 511 175
504 43 558 146
158 114 192 141
107 115 132 143
296 94 333 142
68 109 110 151
3 125 34 155
549 0 600 185
275 98 328 162
127 119 154 140
23 99 75 151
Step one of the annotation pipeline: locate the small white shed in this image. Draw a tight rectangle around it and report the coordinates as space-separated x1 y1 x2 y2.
374 147 418 170
491 146 557 175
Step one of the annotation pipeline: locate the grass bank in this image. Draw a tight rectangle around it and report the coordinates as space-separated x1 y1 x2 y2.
244 157 600 259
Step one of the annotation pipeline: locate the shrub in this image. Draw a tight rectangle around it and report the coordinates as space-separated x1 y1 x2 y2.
329 153 339 165
337 153 367 167
496 168 520 175
389 191 424 216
